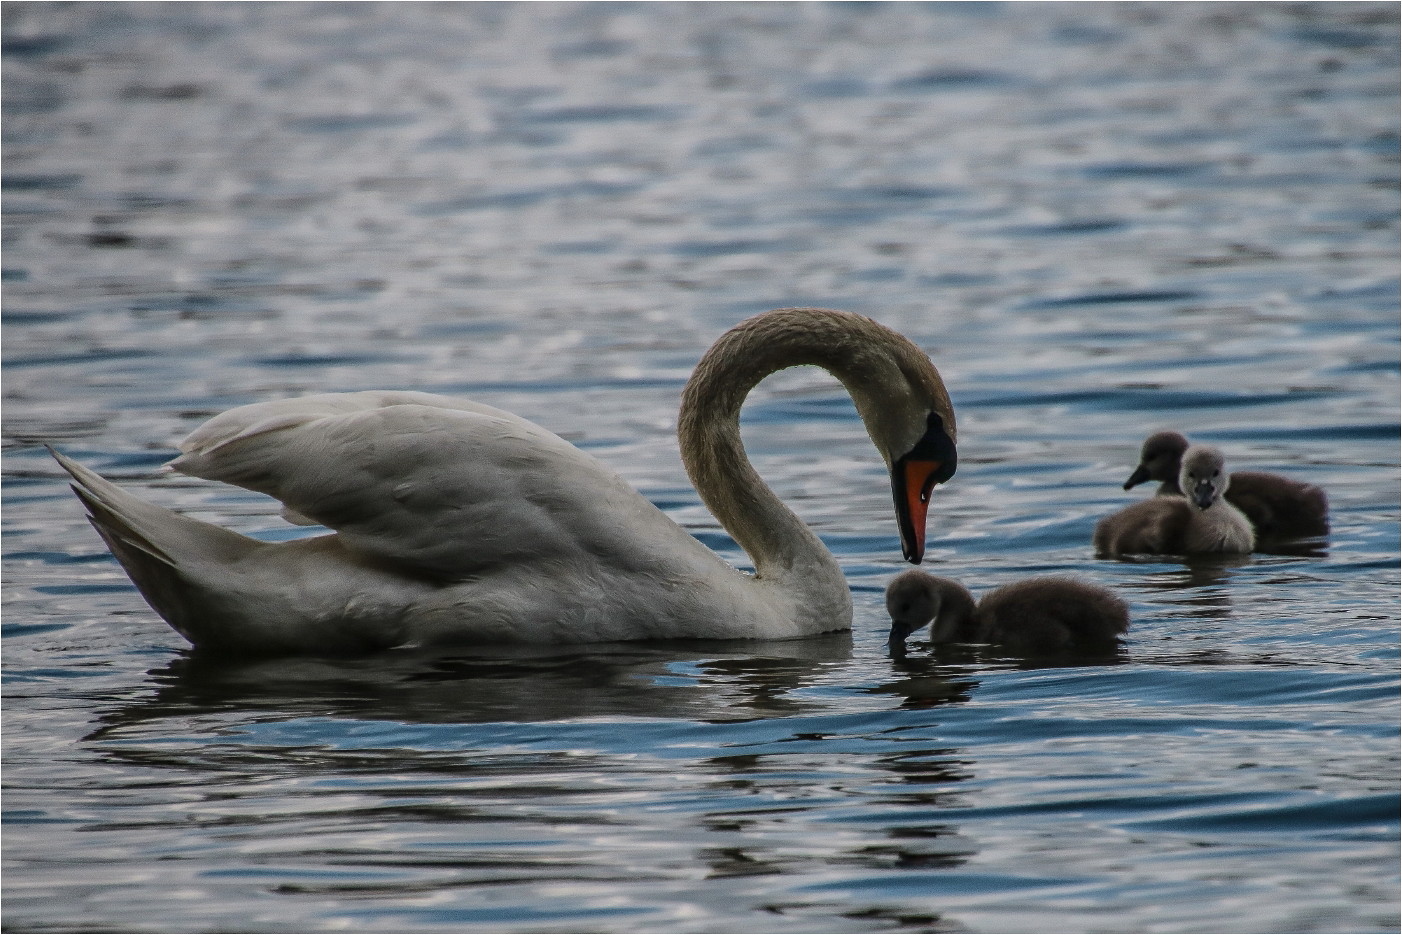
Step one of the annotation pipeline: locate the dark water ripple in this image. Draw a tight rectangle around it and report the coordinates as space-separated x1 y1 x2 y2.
4 2 1399 933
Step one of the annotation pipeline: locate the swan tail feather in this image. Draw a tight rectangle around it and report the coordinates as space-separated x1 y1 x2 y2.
50 447 262 642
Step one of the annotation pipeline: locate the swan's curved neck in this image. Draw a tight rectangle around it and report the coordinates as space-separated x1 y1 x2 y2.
678 309 912 606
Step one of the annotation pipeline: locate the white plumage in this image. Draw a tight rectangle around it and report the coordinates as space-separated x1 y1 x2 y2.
54 308 958 655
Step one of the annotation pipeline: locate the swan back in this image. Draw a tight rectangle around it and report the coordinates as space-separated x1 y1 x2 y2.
171 391 697 582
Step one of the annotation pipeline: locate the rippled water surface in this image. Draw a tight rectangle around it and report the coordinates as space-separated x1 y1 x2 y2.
4 3 1399 932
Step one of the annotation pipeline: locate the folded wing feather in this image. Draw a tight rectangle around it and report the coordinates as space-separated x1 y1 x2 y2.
168 391 682 581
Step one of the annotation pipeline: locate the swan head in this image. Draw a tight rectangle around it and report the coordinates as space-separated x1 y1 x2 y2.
844 332 957 565
885 411 957 564
1179 444 1229 510
1124 430 1190 490
679 307 957 567
885 569 967 657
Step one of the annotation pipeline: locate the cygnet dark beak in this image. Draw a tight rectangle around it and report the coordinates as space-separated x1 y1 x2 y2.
886 618 924 658
1190 483 1216 510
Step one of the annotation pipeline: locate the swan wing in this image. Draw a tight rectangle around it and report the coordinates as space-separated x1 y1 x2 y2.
175 391 514 458
169 391 673 580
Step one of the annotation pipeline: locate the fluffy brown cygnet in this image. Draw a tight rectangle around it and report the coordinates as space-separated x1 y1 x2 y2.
1123 430 1328 540
885 569 1129 658
1096 444 1255 555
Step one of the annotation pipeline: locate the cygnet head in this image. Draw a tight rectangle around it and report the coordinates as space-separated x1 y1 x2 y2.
884 569 971 657
1124 431 1190 490
1179 444 1230 510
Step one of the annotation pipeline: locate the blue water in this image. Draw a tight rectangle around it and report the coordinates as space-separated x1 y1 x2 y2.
3 3 1398 932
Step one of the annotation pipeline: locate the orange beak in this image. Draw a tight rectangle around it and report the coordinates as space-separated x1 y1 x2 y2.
890 413 957 565
894 459 944 564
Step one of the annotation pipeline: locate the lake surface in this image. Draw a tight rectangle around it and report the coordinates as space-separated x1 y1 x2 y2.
3 3 1398 932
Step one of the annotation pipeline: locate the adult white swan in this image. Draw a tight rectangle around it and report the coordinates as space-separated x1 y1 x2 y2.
52 307 957 655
